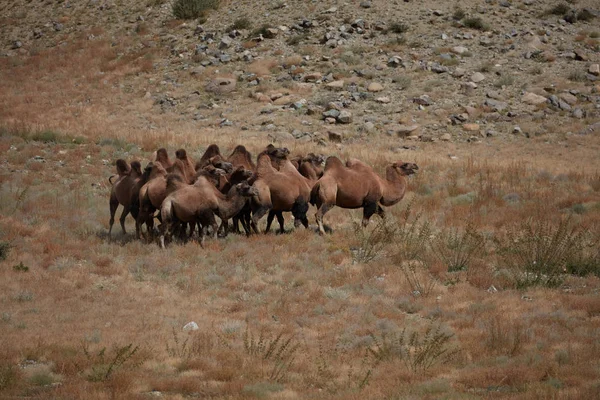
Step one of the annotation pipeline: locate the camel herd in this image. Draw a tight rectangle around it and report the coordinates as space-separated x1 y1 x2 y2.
108 144 418 248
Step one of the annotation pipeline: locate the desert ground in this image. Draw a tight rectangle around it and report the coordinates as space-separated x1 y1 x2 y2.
1 0 599 398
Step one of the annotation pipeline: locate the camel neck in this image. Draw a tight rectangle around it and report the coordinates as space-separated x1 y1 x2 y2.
381 167 407 206
217 190 247 220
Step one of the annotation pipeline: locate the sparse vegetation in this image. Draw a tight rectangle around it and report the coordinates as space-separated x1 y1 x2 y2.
172 0 219 20
547 3 571 16
229 16 251 31
462 17 491 31
0 241 11 261
388 22 409 34
432 221 486 272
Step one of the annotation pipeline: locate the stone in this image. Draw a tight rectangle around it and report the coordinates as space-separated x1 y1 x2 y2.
522 92 547 105
572 108 584 119
273 95 294 105
485 99 508 111
337 110 352 124
463 123 480 131
363 121 375 132
323 109 340 119
574 50 588 61
326 80 344 89
589 64 600 76
453 68 466 78
360 1 372 8
451 46 469 55
440 133 452 141
396 124 419 137
413 95 432 106
183 322 199 331
11 40 22 49
470 72 486 83
328 131 343 142
367 82 384 92
205 78 236 94
219 35 233 49
376 96 391 104
303 72 322 82
559 92 578 105
263 28 279 39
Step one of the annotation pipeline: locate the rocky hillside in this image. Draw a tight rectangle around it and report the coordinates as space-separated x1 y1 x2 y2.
1 0 599 146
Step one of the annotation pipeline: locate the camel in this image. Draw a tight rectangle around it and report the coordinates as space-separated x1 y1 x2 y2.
169 148 196 184
153 148 173 170
108 160 142 237
159 175 259 248
250 153 311 234
219 166 254 235
310 157 418 235
227 145 256 171
195 144 222 170
136 162 169 239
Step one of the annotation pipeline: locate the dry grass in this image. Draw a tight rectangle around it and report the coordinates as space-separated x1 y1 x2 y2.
1 1 600 397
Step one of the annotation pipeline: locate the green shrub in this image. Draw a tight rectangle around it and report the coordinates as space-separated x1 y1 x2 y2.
229 16 251 31
577 9 596 22
463 17 490 31
495 216 585 288
432 222 486 272
547 3 571 16
388 22 409 34
0 241 11 261
453 8 466 21
172 0 219 20
352 218 397 264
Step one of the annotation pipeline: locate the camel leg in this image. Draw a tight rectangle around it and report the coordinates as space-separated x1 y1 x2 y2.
265 210 276 233
316 204 333 235
376 205 386 219
108 195 119 238
198 224 206 248
362 202 378 227
276 212 285 234
119 207 130 235
251 206 270 234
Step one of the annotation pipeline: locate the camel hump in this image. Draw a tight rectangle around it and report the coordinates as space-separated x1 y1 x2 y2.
324 156 344 172
256 153 275 177
345 158 372 171
130 161 142 176
166 173 186 191
115 159 130 176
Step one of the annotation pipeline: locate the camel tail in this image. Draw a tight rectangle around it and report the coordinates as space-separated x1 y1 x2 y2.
160 198 175 226
310 181 321 206
108 174 117 185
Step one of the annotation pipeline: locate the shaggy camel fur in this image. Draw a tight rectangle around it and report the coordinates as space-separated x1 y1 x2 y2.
159 175 259 248
219 166 254 235
227 145 256 171
169 149 196 184
108 160 142 237
195 144 222 170
310 157 418 234
310 157 419 234
251 153 311 234
153 148 173 170
136 162 169 239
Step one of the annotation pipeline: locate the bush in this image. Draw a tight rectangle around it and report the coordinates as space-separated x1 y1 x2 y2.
453 8 466 21
388 22 409 34
352 217 397 264
229 17 251 31
577 9 596 22
172 0 219 20
463 17 490 31
432 221 486 273
495 216 585 288
0 241 11 261
547 3 571 16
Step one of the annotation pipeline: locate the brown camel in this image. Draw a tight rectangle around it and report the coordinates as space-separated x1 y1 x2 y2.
227 145 256 171
219 166 254 235
154 148 173 170
108 160 142 237
169 149 196 184
195 144 222 170
136 162 169 239
159 175 259 248
310 157 418 235
250 153 311 234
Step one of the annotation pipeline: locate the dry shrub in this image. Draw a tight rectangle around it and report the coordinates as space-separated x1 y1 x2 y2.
482 317 529 356
432 220 486 273
247 59 278 76
281 55 303 68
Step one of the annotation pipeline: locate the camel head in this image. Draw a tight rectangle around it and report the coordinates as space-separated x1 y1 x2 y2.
115 159 130 175
231 166 253 182
235 181 260 197
393 162 419 176
211 158 234 174
175 148 188 160
265 144 290 160
130 160 142 176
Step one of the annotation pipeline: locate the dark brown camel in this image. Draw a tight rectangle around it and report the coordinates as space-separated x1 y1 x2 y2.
195 144 222 170
108 160 142 237
310 157 418 235
154 148 173 170
159 175 259 248
227 145 256 171
169 149 196 184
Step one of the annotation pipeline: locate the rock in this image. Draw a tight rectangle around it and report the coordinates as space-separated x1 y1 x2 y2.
485 99 508 112
451 46 469 55
413 95 432 106
387 56 402 67
337 110 352 124
367 82 384 92
431 63 450 74
219 35 233 49
572 108 584 119
323 109 340 119
11 40 22 49
512 126 524 135
559 92 577 105
326 80 344 89
360 1 372 8
589 64 600 76
183 322 199 331
219 53 231 63
396 124 419 137
376 96 391 104
574 49 588 61
440 133 452 141
522 92 547 105
463 123 480 132
363 121 375 132
205 78 236 94
263 28 279 39
453 68 466 78
470 72 486 83
303 72 322 82
328 130 343 142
